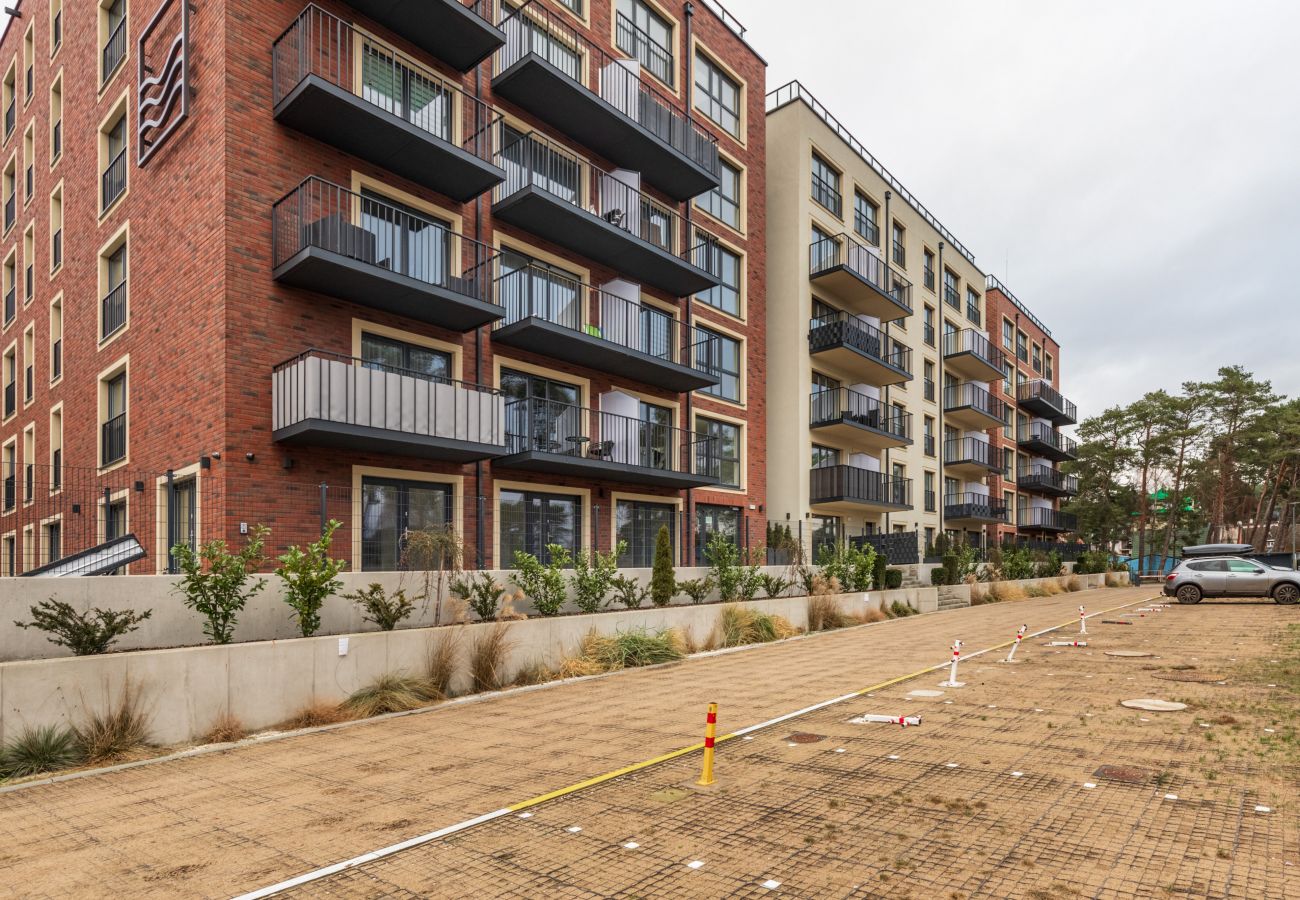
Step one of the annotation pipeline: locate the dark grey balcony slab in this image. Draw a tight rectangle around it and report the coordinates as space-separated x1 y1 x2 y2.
1017 470 1079 498
943 347 1004 383
344 0 505 71
1019 392 1077 425
493 53 718 201
492 185 718 296
494 448 718 489
492 316 718 392
807 413 911 452
274 77 504 202
1017 510 1076 533
275 418 505 462
1017 430 1078 462
945 503 1008 525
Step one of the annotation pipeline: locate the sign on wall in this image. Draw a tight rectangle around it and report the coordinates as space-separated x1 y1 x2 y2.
137 0 190 166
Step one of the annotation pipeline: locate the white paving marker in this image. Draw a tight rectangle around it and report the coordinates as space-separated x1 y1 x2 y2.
686 860 704 870
834 748 846 753
518 812 532 819
1255 806 1271 813
1010 771 1024 778
1164 794 1178 801
945 762 959 768
887 754 900 760
1121 699 1187 712
908 689 945 698
623 842 639 849
760 879 782 890
565 826 582 833
1082 783 1097 789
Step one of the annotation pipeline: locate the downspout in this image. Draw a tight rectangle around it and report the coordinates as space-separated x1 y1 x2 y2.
683 1 695 566
936 240 945 542
474 53 486 569
882 191 892 536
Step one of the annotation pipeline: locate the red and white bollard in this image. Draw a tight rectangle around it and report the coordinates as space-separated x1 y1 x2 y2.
1079 606 1087 635
1003 624 1028 663
940 639 965 687
855 714 922 727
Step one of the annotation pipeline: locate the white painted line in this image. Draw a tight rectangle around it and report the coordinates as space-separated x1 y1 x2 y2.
887 754 901 760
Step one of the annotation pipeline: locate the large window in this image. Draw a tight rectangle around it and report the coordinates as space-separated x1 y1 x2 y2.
694 504 739 565
923 248 936 291
499 489 582 566
853 192 879 245
891 221 905 266
361 332 451 381
811 153 841 216
101 370 127 466
498 248 581 329
101 0 128 85
694 51 740 138
101 106 128 213
502 368 582 453
696 416 740 487
696 327 740 402
360 189 450 285
165 477 196 572
696 158 740 230
616 0 674 86
361 42 453 138
811 444 840 468
696 239 740 316
943 269 959 308
616 499 676 566
360 476 454 571
1002 318 1014 350
101 238 128 340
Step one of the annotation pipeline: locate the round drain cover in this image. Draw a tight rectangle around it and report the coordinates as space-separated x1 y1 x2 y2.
1105 651 1155 658
786 732 826 744
1121 699 1187 712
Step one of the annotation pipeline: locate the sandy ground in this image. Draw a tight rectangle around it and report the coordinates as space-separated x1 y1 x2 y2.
4 586 1296 898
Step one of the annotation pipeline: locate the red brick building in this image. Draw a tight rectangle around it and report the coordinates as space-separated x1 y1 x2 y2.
0 0 766 574
984 275 1078 544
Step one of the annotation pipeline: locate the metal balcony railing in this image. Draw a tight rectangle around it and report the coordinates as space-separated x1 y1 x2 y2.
812 171 841 217
52 228 62 270
809 233 912 313
272 5 501 163
51 448 61 491
924 269 935 291
103 15 127 83
924 489 936 512
809 388 912 441
943 327 1006 371
943 382 1007 422
943 283 959 308
810 465 912 508
966 300 981 326
102 281 127 339
614 11 674 87
102 149 127 210
944 492 1008 522
1017 464 1078 494
3 100 12 137
3 194 13 231
808 312 912 376
3 286 13 324
944 437 997 468
1018 379 1077 422
1018 506 1077 531
1017 422 1078 457
101 413 127 466
924 434 936 457
497 1 718 177
52 120 61 160
923 322 935 347
855 215 879 247
2 474 12 511
3 379 13 418
52 338 61 380
23 363 31 402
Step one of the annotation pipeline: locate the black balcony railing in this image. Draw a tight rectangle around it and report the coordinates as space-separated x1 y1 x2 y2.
24 263 31 299
812 172 841 217
497 2 719 179
51 448 61 491
944 492 1008 522
23 363 32 402
942 327 1006 371
102 149 127 210
923 322 935 347
24 463 32 503
924 434 936 457
52 11 61 48
103 16 127 83
1018 464 1078 495
923 377 935 401
1017 422 1078 457
943 382 1007 423
52 120 61 160
855 216 879 247
924 269 935 291
808 312 912 376
3 194 13 231
101 413 127 466
52 338 61 380
1017 506 1077 532
102 281 127 339
944 437 997 469
924 489 936 512
3 286 13 324
504 397 715 479
3 100 13 137
1018 379 1078 423
614 12 674 87
809 234 912 314
966 301 981 326
943 283 959 308
810 465 912 508
272 6 501 163
809 388 912 441
3 379 13 418
2 474 12 511
891 240 904 267
273 176 500 306
52 228 62 270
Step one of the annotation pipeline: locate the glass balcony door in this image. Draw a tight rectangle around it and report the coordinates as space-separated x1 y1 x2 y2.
361 43 453 140
360 190 450 285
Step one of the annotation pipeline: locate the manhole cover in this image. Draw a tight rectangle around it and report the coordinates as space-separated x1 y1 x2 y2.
1093 764 1151 784
1154 671 1227 683
1106 650 1155 658
785 732 826 744
908 689 945 698
1121 699 1187 712
650 787 690 804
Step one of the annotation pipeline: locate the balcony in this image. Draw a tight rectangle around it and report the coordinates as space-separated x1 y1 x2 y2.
1017 422 1078 462
808 234 912 322
1017 464 1078 498
102 14 127 83
492 131 719 296
1017 379 1078 426
342 0 505 71
809 465 912 514
102 148 127 211
943 437 1000 479
498 398 718 489
944 492 1008 526
808 313 912 386
809 388 912 452
942 328 1005 382
272 177 503 332
1018 507 1077 533
491 262 719 392
272 350 507 462
943 382 1006 431
272 7 505 203
493 1 719 200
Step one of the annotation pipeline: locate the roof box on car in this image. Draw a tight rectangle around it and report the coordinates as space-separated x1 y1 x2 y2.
1180 543 1254 558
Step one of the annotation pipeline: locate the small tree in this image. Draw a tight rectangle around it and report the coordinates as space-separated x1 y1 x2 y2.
705 533 742 602
512 545 571 616
872 552 888 592
172 526 268 644
401 524 464 624
570 541 625 614
276 520 347 637
650 526 676 608
15 599 152 656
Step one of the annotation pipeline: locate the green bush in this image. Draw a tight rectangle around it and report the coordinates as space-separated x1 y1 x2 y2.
930 567 948 586
816 542 876 592
884 568 903 590
610 574 649 609
650 526 676 608
758 573 793 598
171 525 268 644
449 572 506 621
1074 549 1110 575
1000 545 1037 581
705 533 743 602
276 520 348 637
344 583 417 631
675 576 712 604
14 599 152 656
584 628 685 669
0 725 83 779
512 545 571 616
888 600 917 618
1036 550 1064 579
872 553 888 591
571 542 624 613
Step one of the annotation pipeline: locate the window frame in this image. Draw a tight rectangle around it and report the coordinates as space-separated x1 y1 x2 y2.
692 48 741 139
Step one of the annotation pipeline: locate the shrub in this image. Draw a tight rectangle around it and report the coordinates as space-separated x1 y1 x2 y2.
576 628 686 671
718 604 798 647
1074 550 1110 575
817 542 876 592
650 526 676 608
470 624 513 692
676 576 712 605
400 524 464 624
884 568 903 590
1000 546 1037 581
705 534 743 602
344 673 442 718
759 573 793 599
344 583 417 632
449 572 506 622
0 725 82 779
930 567 949 586
571 542 624 613
281 701 349 730
610 574 650 609
737 562 765 602
856 606 888 624
766 522 803 565
872 554 888 592
74 681 151 765
1036 550 1064 579
171 526 268 644
14 599 152 656
1067 574 1083 592
276 520 347 638
888 600 916 618
942 542 979 585
512 545 571 616
202 712 247 745
426 630 461 697
807 595 851 631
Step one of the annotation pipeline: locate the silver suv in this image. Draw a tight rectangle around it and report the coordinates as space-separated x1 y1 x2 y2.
1164 556 1300 605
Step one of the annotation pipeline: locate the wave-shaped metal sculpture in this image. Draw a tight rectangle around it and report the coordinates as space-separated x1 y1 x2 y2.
137 0 190 166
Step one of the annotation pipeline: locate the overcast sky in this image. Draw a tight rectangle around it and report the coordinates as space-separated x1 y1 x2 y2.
738 0 1300 422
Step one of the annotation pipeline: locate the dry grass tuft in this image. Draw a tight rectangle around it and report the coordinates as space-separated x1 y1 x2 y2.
1105 571 1128 588
75 681 152 765
807 595 852 631
281 701 350 731
809 574 842 597
470 623 514 693
718 604 799 647
1067 574 1083 592
426 630 462 697
343 673 442 719
854 606 888 624
498 590 529 621
555 656 608 679
970 584 992 605
1041 579 1063 596
991 581 1027 602
513 660 556 686
202 711 247 745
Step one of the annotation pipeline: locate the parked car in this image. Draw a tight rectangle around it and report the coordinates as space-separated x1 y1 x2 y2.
1163 556 1300 605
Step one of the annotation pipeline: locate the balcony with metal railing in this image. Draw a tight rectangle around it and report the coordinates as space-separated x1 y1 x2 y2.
102 281 127 340
808 388 912 451
1017 464 1078 498
615 12 674 87
498 397 719 489
1017 378 1078 426
342 0 505 71
944 492 1008 526
492 130 720 296
810 464 912 512
491 262 720 392
101 413 127 467
494 0 720 200
944 437 1000 479
272 6 505 202
1017 506 1077 533
808 312 912 387
272 177 503 331
102 148 127 211
102 14 127 83
272 349 508 462
942 327 1005 382
808 233 912 322
1017 422 1078 462
943 381 1006 431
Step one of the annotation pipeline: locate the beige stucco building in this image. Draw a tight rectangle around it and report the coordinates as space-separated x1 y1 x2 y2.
765 82 1010 557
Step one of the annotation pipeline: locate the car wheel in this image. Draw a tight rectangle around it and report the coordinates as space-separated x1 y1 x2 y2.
1176 584 1202 605
1273 583 1300 606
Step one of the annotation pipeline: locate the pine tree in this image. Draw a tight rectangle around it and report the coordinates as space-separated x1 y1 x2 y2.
650 525 675 608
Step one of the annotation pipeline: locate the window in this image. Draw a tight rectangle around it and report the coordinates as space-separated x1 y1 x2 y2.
101 0 128 85
51 0 63 55
499 489 582 566
49 184 63 273
615 0 674 86
2 252 12 324
695 241 740 316
2 345 14 419
923 248 935 291
49 406 61 491
100 231 128 340
49 74 62 164
923 305 935 346
924 471 936 512
966 288 981 326
101 368 127 466
2 63 13 139
49 296 61 381
1 533 13 575
1002 447 1014 477
696 327 740 402
22 326 32 404
923 360 935 402
360 188 451 284
637 400 674 471
853 192 879 245
694 51 740 138
101 105 128 212
361 332 451 381
696 416 740 487
1016 330 1028 362
1002 318 1014 350
942 269 959 308
22 224 32 301
616 500 676 566
811 153 841 216
21 424 33 503
696 158 740 230
44 520 61 564
1045 353 1054 381
164 476 197 572
811 444 840 468
2 441 13 511
1186 560 1226 573
555 0 583 12
360 476 454 571
22 123 32 204
1002 362 1013 395
891 222 905 266
498 248 582 329
1032 342 1043 373
694 503 739 565
923 416 936 457
501 368 583 454
1003 491 1015 523
811 515 840 555
2 155 14 232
